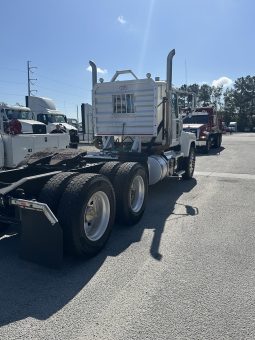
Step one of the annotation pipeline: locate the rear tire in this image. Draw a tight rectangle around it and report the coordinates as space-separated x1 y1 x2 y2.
213 134 220 148
218 134 222 147
58 173 115 257
182 146 196 180
114 162 148 225
99 161 121 184
38 172 78 214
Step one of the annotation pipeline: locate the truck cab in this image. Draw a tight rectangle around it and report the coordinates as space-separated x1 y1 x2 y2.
0 106 70 168
183 106 222 153
0 104 46 134
229 121 237 132
26 96 79 147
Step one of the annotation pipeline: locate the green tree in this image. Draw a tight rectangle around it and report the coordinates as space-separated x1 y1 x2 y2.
178 83 200 109
198 84 212 106
211 85 223 110
223 88 236 124
233 76 255 131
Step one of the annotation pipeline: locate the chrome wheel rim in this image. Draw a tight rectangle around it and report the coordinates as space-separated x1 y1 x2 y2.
189 150 195 174
84 191 110 241
129 175 145 213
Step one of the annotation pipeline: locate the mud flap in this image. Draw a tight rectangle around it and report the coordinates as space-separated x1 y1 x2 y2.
20 209 63 268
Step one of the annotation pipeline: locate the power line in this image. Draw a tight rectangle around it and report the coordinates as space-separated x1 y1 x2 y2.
0 66 26 74
0 80 25 85
0 92 24 96
38 85 88 97
1 64 90 93
38 74 90 92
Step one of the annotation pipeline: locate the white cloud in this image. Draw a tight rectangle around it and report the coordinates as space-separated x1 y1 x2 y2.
117 15 127 24
86 66 108 74
212 76 233 88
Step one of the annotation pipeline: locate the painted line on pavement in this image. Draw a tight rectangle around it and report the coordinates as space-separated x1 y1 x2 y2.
195 171 255 180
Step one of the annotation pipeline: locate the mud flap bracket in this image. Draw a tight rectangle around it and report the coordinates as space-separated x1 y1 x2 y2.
11 199 63 268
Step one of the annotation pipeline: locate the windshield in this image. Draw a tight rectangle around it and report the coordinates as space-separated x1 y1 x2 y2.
5 109 32 120
183 114 208 124
47 114 66 123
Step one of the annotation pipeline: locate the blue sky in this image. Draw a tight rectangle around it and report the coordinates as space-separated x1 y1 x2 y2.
1 0 254 118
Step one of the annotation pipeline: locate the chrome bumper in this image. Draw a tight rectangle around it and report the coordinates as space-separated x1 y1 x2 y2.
196 140 207 147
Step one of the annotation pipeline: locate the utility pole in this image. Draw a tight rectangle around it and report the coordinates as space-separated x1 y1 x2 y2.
27 61 38 96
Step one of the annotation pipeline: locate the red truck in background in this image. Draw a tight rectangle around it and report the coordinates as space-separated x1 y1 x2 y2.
182 106 223 153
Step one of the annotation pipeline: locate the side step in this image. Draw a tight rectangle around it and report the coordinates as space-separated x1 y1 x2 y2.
175 170 185 177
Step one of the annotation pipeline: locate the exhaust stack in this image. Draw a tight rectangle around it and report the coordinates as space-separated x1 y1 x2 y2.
166 49 175 90
165 49 176 147
89 61 97 88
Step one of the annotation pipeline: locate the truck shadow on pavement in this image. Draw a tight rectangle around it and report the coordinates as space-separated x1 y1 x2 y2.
196 146 225 157
0 178 197 327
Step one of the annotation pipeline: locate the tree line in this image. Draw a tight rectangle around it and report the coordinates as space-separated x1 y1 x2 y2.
178 75 255 131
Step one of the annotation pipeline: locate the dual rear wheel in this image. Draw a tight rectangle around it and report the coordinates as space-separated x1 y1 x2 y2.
39 162 148 258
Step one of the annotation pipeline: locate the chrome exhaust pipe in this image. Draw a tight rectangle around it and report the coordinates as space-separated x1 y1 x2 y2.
166 49 175 90
165 49 175 147
89 60 97 88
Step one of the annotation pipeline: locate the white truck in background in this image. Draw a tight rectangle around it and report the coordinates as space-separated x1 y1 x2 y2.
0 105 70 168
26 96 80 148
229 121 237 132
0 104 46 134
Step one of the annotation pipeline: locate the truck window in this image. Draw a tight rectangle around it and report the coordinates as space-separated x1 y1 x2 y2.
48 114 66 123
113 94 134 114
38 114 48 124
183 115 209 124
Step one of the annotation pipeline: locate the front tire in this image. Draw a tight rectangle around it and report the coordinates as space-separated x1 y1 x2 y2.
203 139 211 154
218 134 222 147
58 173 115 257
114 162 148 225
182 146 196 180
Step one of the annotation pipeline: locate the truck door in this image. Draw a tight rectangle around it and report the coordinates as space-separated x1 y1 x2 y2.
171 92 181 145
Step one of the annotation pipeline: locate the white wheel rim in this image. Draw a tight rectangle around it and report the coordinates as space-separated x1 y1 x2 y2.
84 191 110 241
129 175 145 213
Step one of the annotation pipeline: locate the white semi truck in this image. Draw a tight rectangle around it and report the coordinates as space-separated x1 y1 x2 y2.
0 104 46 134
0 104 70 168
26 96 80 147
0 49 196 267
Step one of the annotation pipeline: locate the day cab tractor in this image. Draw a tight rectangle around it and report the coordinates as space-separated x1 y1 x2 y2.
0 105 70 169
183 106 223 153
0 49 196 267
